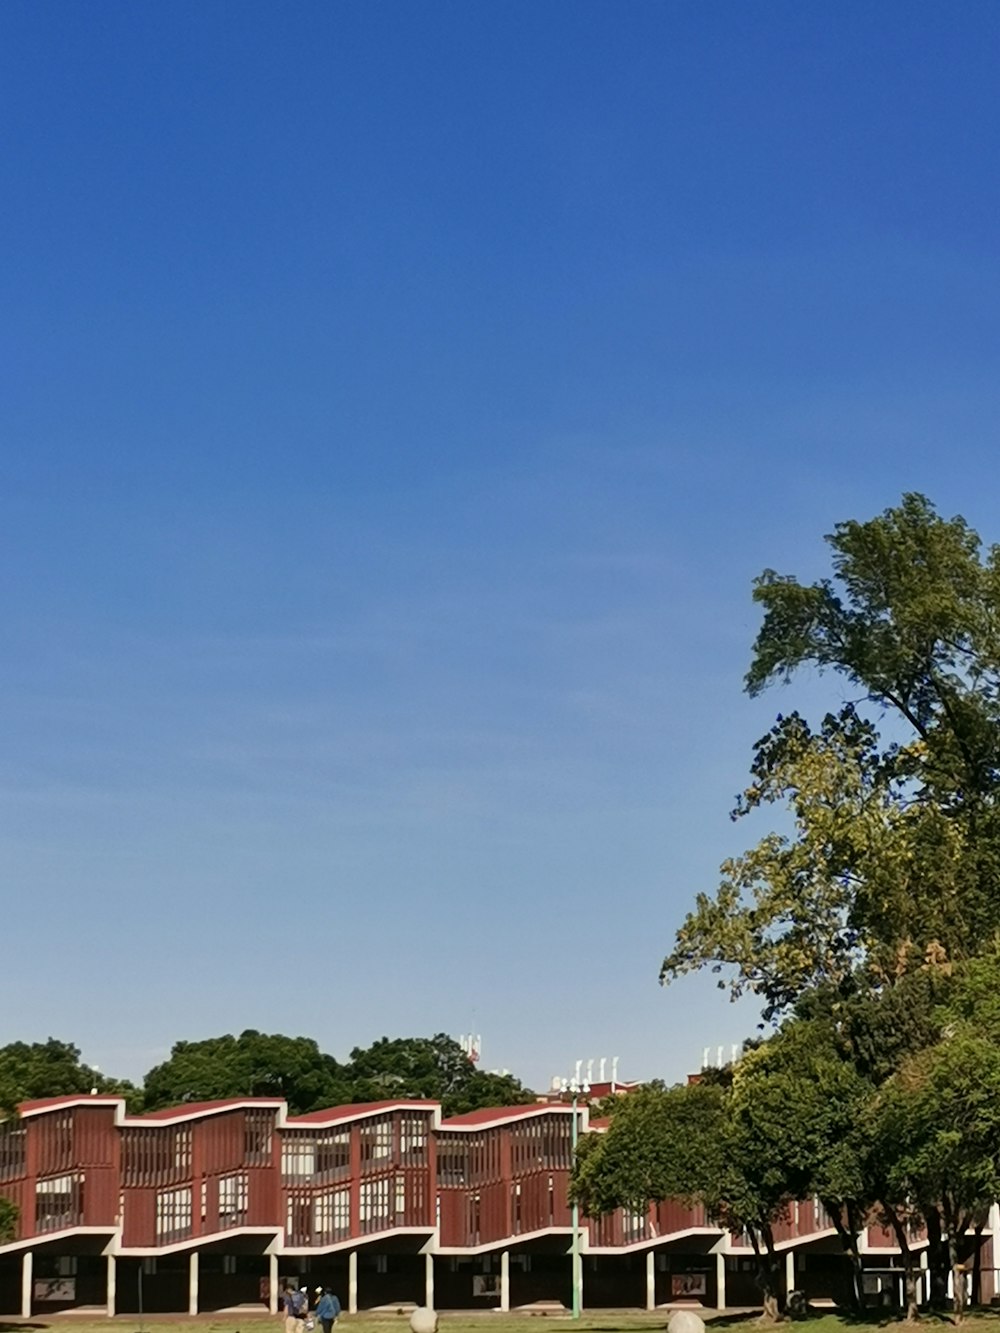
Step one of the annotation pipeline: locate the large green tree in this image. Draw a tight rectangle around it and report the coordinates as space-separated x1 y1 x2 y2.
655 496 1000 1319
573 1075 806 1322
0 1039 138 1112
142 1031 349 1114
870 1029 1000 1323
142 1030 533 1117
662 494 1000 1017
343 1034 533 1117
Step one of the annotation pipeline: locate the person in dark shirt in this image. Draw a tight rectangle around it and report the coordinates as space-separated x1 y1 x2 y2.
315 1286 341 1333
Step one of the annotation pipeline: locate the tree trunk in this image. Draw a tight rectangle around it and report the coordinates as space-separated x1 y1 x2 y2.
887 1211 920 1322
751 1224 786 1323
902 1268 921 1326
827 1202 865 1314
925 1206 949 1310
948 1232 966 1324
971 1222 984 1308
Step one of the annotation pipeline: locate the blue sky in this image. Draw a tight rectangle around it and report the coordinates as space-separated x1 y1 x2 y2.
2 2 999 1091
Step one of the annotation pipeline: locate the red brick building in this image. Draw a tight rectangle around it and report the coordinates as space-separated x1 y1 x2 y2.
0 1094 989 1315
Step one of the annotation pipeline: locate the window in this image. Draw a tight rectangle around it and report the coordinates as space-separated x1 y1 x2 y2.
315 1130 350 1179
245 1111 274 1166
395 1175 407 1216
313 1187 350 1242
35 1174 83 1232
281 1135 316 1180
155 1187 193 1243
335 1187 350 1235
0 1123 26 1180
437 1138 467 1186
41 1114 73 1174
623 1207 647 1242
360 1118 393 1168
286 1193 312 1246
509 1115 571 1174
359 1177 392 1234
122 1127 191 1187
400 1116 427 1162
218 1174 248 1228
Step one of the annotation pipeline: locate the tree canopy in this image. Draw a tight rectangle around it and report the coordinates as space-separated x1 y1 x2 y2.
130 1030 532 1117
575 496 1000 1323
0 1039 138 1114
662 494 1000 1018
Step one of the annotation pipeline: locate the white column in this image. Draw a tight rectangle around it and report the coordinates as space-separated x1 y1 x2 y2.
106 1255 117 1317
188 1250 199 1316
425 1253 434 1310
716 1251 726 1311
268 1254 279 1316
574 1248 584 1314
646 1250 656 1310
348 1250 358 1314
785 1250 795 1300
500 1250 510 1313
921 1247 930 1304
21 1250 32 1319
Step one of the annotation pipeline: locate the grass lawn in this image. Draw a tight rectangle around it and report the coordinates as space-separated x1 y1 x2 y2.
5 1313 1000 1333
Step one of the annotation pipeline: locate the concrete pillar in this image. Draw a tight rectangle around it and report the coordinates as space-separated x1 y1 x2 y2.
785 1250 795 1299
188 1250 199 1316
348 1249 358 1314
424 1253 434 1310
573 1247 583 1315
21 1250 32 1319
106 1255 117 1317
716 1251 726 1311
921 1247 930 1304
646 1250 656 1310
500 1250 510 1313
268 1254 279 1316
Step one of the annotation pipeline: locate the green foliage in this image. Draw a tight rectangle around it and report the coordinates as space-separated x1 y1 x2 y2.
141 1030 533 1117
655 496 1000 1318
342 1033 534 1117
0 1195 17 1244
0 1038 139 1114
142 1030 349 1114
873 1029 1000 1234
663 494 1000 1019
572 1073 808 1318
572 1082 727 1217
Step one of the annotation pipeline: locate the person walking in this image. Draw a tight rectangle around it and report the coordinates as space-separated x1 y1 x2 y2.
315 1286 341 1333
283 1282 308 1333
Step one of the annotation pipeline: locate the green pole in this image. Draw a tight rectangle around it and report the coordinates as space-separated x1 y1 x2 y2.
571 1091 581 1319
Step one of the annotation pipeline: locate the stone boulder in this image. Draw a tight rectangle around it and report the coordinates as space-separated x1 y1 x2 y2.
409 1307 438 1333
668 1310 706 1333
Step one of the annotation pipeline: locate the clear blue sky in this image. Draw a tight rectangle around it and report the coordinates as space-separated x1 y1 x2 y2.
2 2 999 1092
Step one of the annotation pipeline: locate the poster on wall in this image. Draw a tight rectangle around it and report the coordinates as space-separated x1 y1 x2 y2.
34 1279 76 1302
671 1274 707 1298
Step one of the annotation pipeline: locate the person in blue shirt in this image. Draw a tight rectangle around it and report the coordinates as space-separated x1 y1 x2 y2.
315 1287 341 1333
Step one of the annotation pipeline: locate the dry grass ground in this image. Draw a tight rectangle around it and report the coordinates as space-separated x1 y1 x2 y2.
5 1312 1000 1333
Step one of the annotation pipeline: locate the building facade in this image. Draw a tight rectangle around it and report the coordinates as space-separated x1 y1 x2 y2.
0 1094 990 1315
